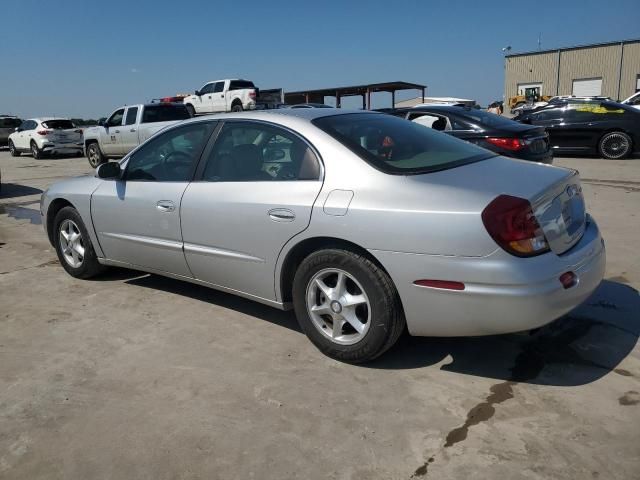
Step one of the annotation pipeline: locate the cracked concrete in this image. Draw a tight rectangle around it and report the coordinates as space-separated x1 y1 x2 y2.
0 151 639 479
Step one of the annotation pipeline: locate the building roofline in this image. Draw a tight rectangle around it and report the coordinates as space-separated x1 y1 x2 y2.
505 38 640 57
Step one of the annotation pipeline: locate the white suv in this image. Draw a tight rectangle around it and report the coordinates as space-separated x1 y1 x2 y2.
8 118 83 159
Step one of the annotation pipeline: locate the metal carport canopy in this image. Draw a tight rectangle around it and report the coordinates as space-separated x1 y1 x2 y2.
284 81 427 109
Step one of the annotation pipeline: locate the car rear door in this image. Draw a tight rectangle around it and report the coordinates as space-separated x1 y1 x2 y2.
180 120 323 301
91 120 216 275
212 81 227 112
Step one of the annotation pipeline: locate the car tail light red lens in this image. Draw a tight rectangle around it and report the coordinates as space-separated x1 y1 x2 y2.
37 130 51 136
481 194 550 257
249 90 256 99
414 280 465 290
486 137 525 151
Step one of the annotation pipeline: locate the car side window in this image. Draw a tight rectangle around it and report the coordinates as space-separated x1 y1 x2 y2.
23 120 36 131
213 82 224 93
125 107 138 126
107 109 125 127
124 122 215 182
531 109 559 121
201 122 321 182
200 83 214 95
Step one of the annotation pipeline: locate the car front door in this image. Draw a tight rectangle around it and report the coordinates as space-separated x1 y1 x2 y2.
180 120 323 301
101 108 125 156
91 120 216 275
196 83 215 113
119 106 139 154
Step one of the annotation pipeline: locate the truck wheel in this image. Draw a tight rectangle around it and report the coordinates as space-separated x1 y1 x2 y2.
8 140 20 157
231 102 243 112
86 142 105 168
185 104 196 117
598 131 632 159
30 141 43 159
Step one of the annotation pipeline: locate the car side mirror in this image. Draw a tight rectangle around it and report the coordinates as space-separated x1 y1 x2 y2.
98 119 106 127
96 161 121 179
195 90 201 96
521 117 532 124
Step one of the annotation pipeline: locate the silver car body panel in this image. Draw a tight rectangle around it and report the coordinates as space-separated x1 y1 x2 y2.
42 109 606 336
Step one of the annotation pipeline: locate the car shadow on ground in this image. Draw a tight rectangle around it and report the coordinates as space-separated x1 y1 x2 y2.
115 273 637 386
123 273 301 333
367 279 639 386
0 184 43 199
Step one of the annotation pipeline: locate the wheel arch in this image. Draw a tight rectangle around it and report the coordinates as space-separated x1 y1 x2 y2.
277 236 396 304
46 198 76 246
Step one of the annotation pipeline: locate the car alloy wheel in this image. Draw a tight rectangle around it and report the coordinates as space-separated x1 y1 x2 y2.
305 268 371 345
58 219 85 268
601 133 630 159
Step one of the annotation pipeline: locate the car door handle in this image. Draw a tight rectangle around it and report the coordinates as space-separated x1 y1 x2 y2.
268 208 295 222
220 94 224 98
115 129 120 133
129 128 136 132
156 200 176 212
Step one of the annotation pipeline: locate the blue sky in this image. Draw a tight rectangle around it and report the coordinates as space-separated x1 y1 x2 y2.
1 0 638 118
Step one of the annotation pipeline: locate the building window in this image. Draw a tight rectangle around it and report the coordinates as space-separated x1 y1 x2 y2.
572 78 602 96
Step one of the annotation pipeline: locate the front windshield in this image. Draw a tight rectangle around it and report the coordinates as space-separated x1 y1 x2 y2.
313 113 495 175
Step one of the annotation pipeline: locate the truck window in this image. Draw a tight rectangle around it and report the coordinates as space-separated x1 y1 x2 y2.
141 105 190 124
107 109 125 127
229 80 255 90
213 82 224 93
125 107 138 126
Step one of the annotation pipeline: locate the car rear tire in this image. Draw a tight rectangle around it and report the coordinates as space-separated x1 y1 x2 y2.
598 131 632 159
30 141 43 159
53 206 106 279
292 248 405 363
86 142 105 168
231 102 243 112
8 140 20 157
185 104 196 117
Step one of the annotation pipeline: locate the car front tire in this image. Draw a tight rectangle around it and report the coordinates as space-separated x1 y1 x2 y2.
53 206 106 279
598 131 632 159
292 248 405 363
8 140 20 157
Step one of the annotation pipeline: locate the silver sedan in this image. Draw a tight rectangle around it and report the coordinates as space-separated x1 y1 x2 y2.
41 109 606 362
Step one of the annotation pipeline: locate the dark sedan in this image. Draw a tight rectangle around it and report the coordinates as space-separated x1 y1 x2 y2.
514 100 639 159
385 106 553 163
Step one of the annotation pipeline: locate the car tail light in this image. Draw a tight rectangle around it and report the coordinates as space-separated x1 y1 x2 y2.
37 130 51 136
481 195 550 257
249 90 256 99
486 137 525 151
75 129 83 135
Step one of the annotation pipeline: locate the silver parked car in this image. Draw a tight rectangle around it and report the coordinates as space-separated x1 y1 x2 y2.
41 109 606 362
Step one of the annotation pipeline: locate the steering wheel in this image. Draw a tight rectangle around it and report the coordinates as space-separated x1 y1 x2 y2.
160 150 192 178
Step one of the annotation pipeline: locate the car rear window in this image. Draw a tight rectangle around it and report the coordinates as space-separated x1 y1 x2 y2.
229 80 255 90
0 117 22 128
451 108 520 128
42 120 75 129
313 113 495 175
141 105 190 123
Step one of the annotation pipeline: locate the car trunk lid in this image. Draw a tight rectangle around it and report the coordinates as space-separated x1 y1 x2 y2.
531 169 586 254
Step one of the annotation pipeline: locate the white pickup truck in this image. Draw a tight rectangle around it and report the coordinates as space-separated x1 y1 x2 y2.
183 79 257 116
83 103 190 167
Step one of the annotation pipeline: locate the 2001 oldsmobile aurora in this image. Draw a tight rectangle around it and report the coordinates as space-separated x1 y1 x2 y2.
41 109 605 362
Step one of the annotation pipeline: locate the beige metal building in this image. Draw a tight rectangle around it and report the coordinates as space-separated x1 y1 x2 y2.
504 39 640 102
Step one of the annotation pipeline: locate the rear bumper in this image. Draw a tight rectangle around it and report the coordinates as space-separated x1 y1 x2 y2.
41 141 83 153
371 216 605 337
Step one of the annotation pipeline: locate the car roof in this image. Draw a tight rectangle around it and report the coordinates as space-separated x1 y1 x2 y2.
182 108 378 124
